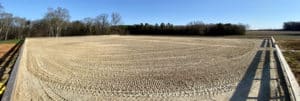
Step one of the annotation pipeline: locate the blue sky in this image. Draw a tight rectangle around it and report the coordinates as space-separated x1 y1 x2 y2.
1 0 300 29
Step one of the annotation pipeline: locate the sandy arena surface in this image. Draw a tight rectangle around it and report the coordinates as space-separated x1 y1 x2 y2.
10 35 269 100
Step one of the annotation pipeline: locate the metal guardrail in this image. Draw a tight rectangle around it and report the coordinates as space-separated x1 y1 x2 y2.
1 40 25 101
271 36 300 101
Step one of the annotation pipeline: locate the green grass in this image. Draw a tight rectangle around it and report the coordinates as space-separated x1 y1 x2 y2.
0 39 20 44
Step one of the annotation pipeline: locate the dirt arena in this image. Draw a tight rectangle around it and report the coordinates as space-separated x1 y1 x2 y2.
11 35 263 100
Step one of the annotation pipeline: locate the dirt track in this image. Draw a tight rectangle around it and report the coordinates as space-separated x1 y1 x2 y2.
0 44 15 58
11 35 266 100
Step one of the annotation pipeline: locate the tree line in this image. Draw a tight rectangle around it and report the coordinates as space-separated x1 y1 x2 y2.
0 5 247 41
29 8 124 37
124 21 246 36
283 22 300 31
0 5 125 40
0 4 29 40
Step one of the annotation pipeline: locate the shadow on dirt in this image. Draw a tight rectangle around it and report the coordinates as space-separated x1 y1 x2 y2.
260 39 266 48
230 50 262 101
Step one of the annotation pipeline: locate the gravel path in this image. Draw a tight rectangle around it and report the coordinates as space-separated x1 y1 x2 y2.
10 35 274 100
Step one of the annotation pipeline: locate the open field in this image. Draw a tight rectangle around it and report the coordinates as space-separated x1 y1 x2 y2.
8 35 288 100
223 30 300 39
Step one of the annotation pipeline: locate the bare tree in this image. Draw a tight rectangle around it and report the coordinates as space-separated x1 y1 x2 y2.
0 4 20 40
111 12 122 26
13 17 27 39
29 19 48 37
44 7 70 37
95 14 109 34
0 12 13 40
83 17 95 34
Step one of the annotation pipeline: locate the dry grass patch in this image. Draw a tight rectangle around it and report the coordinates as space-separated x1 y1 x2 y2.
278 39 300 84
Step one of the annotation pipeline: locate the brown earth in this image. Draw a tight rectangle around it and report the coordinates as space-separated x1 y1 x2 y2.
0 44 15 58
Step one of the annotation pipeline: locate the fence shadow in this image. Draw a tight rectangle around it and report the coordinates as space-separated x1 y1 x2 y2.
260 39 266 48
257 50 271 100
230 50 263 101
230 38 289 101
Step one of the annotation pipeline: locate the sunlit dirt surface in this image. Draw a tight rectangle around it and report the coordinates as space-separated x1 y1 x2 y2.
13 35 262 100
